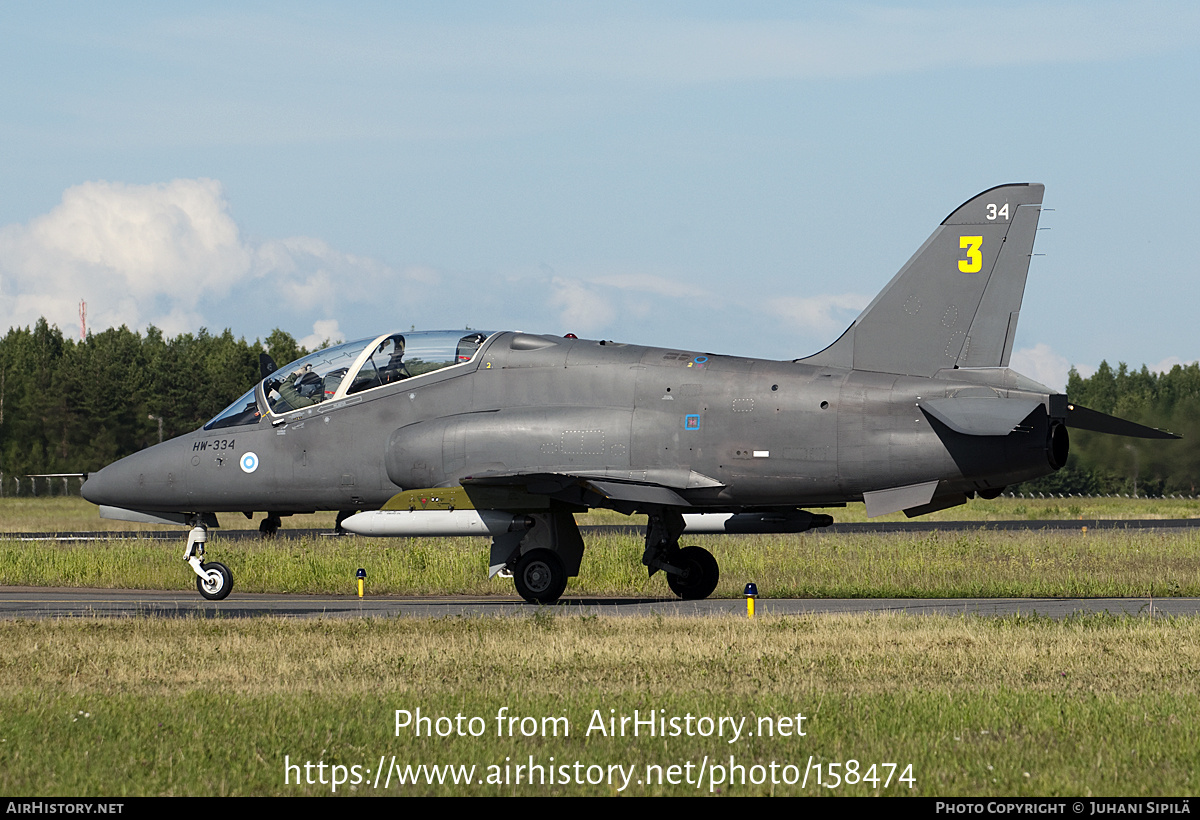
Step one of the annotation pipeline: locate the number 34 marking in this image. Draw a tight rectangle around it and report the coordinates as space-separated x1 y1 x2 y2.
986 202 1009 220
959 236 983 273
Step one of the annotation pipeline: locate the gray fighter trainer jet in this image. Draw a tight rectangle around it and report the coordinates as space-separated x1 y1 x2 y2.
81 183 1177 603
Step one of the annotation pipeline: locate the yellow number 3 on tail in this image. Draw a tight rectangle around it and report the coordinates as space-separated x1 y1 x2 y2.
958 235 983 273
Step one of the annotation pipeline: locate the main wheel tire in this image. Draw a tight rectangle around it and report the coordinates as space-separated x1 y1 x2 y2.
196 561 233 601
666 546 719 600
512 549 568 604
259 516 281 538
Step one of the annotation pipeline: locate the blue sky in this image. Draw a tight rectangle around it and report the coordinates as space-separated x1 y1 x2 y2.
1 2 1197 389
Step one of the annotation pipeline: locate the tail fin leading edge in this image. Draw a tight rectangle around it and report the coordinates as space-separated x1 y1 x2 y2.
800 183 1044 377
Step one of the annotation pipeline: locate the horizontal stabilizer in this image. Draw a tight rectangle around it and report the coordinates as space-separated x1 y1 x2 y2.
918 397 1041 436
862 480 939 518
1066 404 1180 439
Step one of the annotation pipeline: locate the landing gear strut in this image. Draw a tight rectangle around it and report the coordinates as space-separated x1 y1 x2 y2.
259 514 282 537
490 509 584 604
184 522 233 600
643 510 720 600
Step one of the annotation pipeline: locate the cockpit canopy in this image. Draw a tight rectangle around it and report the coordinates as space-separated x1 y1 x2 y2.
205 330 493 430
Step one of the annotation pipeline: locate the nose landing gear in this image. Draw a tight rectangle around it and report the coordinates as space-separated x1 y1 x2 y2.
183 521 234 601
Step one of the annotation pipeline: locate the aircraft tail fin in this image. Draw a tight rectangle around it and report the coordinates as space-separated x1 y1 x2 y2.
799 183 1044 377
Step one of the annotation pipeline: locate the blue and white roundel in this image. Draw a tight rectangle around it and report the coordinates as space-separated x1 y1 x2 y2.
240 452 259 474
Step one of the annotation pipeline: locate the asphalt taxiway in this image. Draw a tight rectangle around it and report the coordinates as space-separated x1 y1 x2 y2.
1 586 1196 620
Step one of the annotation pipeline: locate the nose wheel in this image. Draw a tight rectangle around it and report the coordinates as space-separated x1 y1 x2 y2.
183 524 234 601
196 561 233 600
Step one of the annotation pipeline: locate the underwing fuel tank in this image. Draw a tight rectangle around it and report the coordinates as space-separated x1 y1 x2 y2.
341 508 534 537
342 507 834 536
340 485 538 537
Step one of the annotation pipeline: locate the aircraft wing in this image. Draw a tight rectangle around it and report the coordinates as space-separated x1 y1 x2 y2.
461 467 726 510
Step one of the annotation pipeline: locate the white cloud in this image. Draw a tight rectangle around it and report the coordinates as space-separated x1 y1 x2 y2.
766 293 870 338
0 179 430 339
0 179 251 334
299 319 344 351
536 267 727 336
1149 356 1199 375
1010 343 1073 391
547 277 616 333
0 178 724 346
151 305 209 338
589 272 713 300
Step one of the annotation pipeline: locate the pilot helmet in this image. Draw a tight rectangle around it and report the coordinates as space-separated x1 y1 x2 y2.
296 371 323 399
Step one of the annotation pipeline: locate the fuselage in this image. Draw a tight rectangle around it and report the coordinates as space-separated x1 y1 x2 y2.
81 330 1063 518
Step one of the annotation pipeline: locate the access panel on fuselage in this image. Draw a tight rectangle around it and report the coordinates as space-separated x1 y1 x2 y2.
628 351 842 504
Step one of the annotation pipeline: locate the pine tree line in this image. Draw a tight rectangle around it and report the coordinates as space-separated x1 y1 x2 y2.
0 319 307 483
1018 362 1200 496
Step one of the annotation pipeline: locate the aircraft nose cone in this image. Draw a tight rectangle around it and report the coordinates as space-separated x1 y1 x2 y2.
80 469 106 504
81 463 125 507
80 443 184 509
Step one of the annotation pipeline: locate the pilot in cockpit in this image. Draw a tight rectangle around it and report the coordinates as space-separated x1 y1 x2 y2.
272 365 326 411
348 335 410 394
379 336 411 384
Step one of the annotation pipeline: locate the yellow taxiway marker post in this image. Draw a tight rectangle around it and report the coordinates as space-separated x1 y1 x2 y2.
357 567 366 598
744 582 758 619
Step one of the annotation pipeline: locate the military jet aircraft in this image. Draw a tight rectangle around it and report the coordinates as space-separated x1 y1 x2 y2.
81 183 1177 604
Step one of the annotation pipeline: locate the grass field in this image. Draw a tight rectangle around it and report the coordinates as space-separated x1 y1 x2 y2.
3 526 1199 598
2 497 1198 797
1 613 1197 796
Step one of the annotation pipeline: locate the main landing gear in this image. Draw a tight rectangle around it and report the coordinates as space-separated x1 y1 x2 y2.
184 521 233 601
491 511 581 605
259 514 282 537
643 510 720 600
512 549 568 604
494 508 720 605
